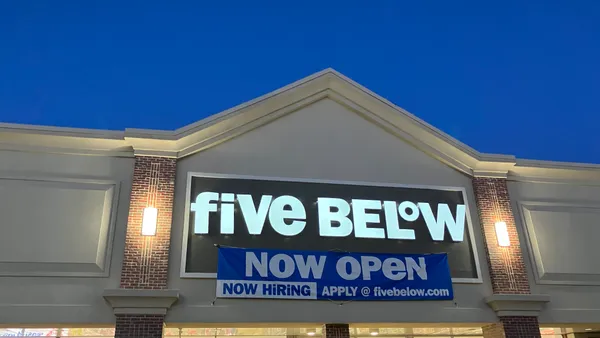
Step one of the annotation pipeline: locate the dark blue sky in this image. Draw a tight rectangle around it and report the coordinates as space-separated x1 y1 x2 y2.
1 1 599 163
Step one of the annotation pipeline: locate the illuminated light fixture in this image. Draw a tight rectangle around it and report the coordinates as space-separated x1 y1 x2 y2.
369 329 379 336
495 221 510 247
142 207 158 236
307 331 316 336
586 328 593 331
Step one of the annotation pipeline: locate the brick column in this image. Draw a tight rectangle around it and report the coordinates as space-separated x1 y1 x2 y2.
482 317 541 338
115 314 165 338
115 156 177 338
473 177 529 294
323 324 350 338
473 177 540 338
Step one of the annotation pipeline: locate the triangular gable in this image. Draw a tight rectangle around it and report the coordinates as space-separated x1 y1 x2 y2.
125 68 515 177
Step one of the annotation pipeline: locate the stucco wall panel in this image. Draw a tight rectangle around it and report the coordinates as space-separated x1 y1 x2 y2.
509 180 600 323
0 150 134 325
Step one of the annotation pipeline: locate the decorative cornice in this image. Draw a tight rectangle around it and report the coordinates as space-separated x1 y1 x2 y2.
0 123 133 158
472 170 509 179
132 149 178 158
0 122 125 139
102 289 179 315
485 294 551 317
1 69 599 184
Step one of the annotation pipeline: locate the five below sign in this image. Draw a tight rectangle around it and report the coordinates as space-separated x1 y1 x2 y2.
216 247 454 301
191 192 466 241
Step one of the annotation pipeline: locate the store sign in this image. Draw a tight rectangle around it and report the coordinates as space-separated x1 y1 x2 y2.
184 174 479 279
191 193 466 241
216 247 453 301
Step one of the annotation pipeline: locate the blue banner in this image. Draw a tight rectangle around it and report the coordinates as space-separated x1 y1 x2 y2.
216 247 454 301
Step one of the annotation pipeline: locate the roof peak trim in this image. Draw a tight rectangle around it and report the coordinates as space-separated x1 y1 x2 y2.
0 69 599 183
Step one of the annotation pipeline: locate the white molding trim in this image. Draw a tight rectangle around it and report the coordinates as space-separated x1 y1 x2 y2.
0 122 125 139
472 170 509 179
133 148 178 158
179 172 484 284
176 89 332 159
102 289 179 315
506 174 600 186
516 158 600 170
485 294 550 317
0 142 134 158
1 69 599 183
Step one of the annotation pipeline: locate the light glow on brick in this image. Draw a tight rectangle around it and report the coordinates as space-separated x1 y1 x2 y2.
142 207 158 236
494 221 510 247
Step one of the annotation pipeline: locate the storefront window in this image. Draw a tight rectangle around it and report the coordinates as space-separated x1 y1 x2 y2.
412 328 452 335
540 327 574 337
163 327 485 338
0 328 59 337
0 326 582 337
0 328 114 337
448 329 482 335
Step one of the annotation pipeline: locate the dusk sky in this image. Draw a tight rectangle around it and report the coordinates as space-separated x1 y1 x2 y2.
1 1 599 163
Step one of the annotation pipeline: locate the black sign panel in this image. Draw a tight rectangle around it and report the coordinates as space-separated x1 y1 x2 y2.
184 175 478 279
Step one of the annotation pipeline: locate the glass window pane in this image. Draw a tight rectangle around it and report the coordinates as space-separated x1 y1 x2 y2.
65 328 116 337
0 328 60 336
412 328 452 334
0 329 27 336
161 326 504 338
379 328 406 334
354 328 370 336
164 328 180 336
452 327 484 334
540 327 564 337
165 328 325 337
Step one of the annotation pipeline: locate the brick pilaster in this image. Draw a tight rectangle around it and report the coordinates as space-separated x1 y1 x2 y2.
323 324 350 338
482 316 541 338
473 177 540 338
115 156 177 337
120 156 177 289
473 177 530 294
115 314 165 338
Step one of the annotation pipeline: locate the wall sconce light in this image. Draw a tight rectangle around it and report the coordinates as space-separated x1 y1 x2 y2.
142 207 158 236
494 221 510 247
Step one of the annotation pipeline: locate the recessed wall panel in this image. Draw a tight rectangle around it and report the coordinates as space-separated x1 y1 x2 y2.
0 176 118 276
520 202 600 284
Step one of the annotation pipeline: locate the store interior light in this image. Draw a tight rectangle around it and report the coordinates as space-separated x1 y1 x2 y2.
495 221 510 247
142 207 158 236
369 329 379 336
307 332 316 336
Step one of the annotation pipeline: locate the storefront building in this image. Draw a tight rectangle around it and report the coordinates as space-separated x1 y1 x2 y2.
1 69 600 338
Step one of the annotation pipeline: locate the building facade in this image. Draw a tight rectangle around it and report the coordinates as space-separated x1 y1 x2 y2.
1 69 600 338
